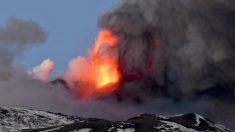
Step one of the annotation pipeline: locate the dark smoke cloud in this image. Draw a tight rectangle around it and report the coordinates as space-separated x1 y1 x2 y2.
0 18 46 80
0 1 234 130
99 0 235 129
100 0 235 96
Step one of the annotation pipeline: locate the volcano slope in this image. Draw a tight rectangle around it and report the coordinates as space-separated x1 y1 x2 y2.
0 107 232 132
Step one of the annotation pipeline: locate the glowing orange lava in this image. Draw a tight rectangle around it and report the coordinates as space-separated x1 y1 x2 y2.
91 29 120 89
94 29 118 53
72 29 121 99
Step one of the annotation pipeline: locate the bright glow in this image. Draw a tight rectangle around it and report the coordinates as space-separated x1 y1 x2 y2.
91 29 120 88
67 29 121 99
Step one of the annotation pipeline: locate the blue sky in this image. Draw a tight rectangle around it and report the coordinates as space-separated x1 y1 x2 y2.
0 0 117 75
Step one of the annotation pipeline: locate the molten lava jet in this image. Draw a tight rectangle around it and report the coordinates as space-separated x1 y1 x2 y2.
92 29 120 88
70 29 121 99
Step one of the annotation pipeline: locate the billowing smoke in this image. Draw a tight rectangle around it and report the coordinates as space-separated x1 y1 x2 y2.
30 58 55 81
0 18 80 118
0 18 142 124
65 56 90 87
0 18 46 80
0 18 117 121
58 0 235 128
99 0 235 98
0 0 234 130
97 0 235 128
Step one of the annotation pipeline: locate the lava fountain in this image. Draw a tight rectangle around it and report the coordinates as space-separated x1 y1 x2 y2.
92 29 120 88
68 29 121 99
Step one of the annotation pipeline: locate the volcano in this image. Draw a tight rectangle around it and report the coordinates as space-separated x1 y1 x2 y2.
0 0 234 131
0 107 231 132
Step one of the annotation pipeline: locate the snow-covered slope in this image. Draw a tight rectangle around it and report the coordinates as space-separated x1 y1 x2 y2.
0 107 84 132
0 107 232 132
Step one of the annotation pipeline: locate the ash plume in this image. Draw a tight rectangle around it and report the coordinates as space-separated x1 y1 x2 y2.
98 0 235 129
99 0 235 98
0 1 234 130
0 18 46 80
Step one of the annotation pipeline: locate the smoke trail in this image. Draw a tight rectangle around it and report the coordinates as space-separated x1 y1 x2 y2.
0 18 46 80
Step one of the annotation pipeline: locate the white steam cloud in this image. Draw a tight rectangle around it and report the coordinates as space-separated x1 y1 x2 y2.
30 58 55 81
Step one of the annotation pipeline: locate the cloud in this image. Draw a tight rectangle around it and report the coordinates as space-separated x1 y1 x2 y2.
0 18 46 80
30 58 55 81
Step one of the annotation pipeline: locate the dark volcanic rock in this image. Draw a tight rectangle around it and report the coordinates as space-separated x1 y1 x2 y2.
50 78 70 89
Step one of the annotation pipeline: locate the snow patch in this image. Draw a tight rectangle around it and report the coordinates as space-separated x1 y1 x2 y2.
156 120 200 132
40 126 63 132
117 128 135 132
71 128 92 132
194 113 203 126
0 107 73 131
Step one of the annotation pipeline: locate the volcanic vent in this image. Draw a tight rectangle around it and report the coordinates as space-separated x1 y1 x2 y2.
65 29 121 99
